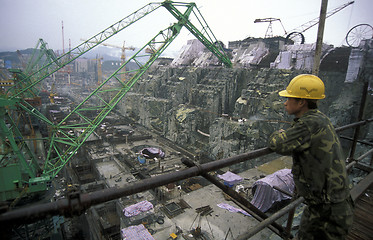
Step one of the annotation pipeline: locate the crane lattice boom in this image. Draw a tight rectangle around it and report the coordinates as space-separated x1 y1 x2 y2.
288 1 354 34
0 1 232 202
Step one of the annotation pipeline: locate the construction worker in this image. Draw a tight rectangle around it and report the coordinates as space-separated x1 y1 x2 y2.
268 74 353 239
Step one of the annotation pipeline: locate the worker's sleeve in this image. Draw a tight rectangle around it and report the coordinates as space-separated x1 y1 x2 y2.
268 120 311 155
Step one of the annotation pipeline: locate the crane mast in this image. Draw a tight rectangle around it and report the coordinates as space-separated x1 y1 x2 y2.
254 18 286 38
6 2 163 99
80 39 136 83
0 1 232 202
254 1 354 44
289 1 354 35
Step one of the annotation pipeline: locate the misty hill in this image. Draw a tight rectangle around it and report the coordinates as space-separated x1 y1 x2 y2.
0 46 152 71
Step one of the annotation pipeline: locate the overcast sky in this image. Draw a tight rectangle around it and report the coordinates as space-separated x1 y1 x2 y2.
1 0 372 58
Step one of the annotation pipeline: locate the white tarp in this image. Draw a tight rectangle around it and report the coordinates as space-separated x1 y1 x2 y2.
250 169 294 212
121 224 154 240
231 41 269 67
123 200 154 217
345 39 373 83
217 203 250 216
217 171 243 185
271 43 333 71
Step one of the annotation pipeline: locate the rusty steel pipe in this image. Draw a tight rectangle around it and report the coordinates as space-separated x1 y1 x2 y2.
182 157 287 238
0 147 273 226
340 135 373 147
236 197 305 240
347 148 373 170
0 119 371 226
335 118 373 133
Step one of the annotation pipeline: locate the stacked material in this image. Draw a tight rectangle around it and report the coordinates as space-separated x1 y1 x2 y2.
251 169 295 212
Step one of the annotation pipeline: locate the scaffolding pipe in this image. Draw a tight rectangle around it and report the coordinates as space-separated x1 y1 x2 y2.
340 135 373 147
235 148 373 240
273 186 296 239
284 199 296 240
335 118 373 132
349 82 369 161
236 197 305 240
0 118 372 227
347 148 373 170
0 147 272 226
182 158 287 238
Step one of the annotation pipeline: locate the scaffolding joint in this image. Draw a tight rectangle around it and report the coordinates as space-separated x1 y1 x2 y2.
181 157 204 175
62 190 88 217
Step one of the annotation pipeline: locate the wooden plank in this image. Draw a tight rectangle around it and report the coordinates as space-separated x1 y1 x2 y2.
355 162 373 173
350 171 373 202
347 183 373 240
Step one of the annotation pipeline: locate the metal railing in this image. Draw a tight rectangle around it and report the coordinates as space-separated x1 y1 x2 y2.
0 118 372 239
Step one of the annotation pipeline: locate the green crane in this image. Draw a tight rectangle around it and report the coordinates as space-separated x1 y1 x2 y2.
0 1 232 202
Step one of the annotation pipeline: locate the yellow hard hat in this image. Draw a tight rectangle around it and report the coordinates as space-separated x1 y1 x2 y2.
279 74 325 99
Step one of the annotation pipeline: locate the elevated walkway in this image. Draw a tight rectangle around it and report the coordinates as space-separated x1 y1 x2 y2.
347 171 373 240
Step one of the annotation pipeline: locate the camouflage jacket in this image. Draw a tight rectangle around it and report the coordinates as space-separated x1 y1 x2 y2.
268 110 350 205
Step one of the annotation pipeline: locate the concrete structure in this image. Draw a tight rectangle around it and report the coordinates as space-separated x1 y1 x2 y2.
1 37 372 239
271 43 333 71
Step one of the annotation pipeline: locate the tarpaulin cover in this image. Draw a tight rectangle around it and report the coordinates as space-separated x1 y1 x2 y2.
121 224 155 240
140 148 165 159
217 171 243 185
217 203 250 216
250 169 294 212
124 200 154 217
49 110 61 113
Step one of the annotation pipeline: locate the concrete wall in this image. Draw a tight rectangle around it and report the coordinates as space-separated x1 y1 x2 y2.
116 64 371 165
116 40 373 167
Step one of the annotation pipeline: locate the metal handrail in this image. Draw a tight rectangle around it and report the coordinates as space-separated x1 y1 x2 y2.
237 117 373 239
237 143 373 240
0 147 272 226
0 118 372 233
